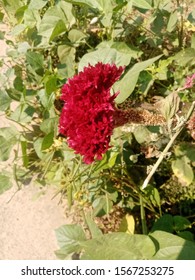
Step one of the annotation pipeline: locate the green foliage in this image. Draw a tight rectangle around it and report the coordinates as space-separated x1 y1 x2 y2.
0 90 11 111
0 126 19 161
0 173 12 194
55 223 195 260
0 0 195 259
78 43 133 71
55 224 87 259
151 214 194 241
150 231 195 260
172 156 194 186
114 55 162 104
81 233 156 260
159 92 181 120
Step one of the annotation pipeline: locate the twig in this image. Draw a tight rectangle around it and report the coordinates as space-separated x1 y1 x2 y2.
141 101 195 190
6 189 20 204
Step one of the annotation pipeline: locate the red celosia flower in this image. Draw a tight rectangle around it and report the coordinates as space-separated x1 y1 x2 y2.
59 62 124 164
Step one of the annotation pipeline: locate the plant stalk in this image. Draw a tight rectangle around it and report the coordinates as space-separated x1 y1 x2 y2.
140 195 147 235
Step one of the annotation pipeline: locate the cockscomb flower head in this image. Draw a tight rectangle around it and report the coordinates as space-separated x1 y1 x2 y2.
59 62 124 164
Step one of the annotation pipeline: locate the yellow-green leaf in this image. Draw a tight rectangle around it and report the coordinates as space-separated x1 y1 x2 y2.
119 214 135 234
172 156 194 186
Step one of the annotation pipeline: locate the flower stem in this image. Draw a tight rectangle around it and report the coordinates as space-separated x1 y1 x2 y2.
142 101 195 190
140 194 147 235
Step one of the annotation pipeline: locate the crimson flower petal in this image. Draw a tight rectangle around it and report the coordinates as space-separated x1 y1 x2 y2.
59 62 124 163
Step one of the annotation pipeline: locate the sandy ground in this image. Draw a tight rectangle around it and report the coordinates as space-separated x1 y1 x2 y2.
0 23 72 260
0 185 71 260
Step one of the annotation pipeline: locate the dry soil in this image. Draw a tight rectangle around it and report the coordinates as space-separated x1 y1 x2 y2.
0 23 71 260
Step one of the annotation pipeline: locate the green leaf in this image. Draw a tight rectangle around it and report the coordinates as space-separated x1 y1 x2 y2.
167 10 178 32
81 232 156 260
101 12 113 27
50 19 66 41
173 216 191 232
28 0 48 10
57 64 71 79
0 90 11 111
78 47 131 71
125 0 133 13
111 41 142 59
59 1 76 27
150 230 195 260
44 75 57 95
92 196 113 216
177 231 194 242
0 11 4 22
33 137 44 159
38 6 66 39
18 42 31 54
93 153 110 172
172 156 194 186
107 149 119 168
151 12 165 37
23 8 41 28
15 5 27 22
68 29 87 44
114 55 162 104
151 214 173 233
173 48 195 66
158 92 180 120
174 143 195 162
152 188 161 208
132 0 152 10
55 224 86 259
106 190 118 203
38 2 75 41
1 0 22 22
10 24 26 36
57 45 76 64
133 126 152 144
144 186 161 208
37 89 55 110
26 51 44 72
66 0 113 12
118 214 135 234
54 248 74 260
0 173 12 195
41 132 54 151
0 126 18 161
13 76 24 92
10 104 35 123
85 213 103 238
40 117 58 134
57 45 76 78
